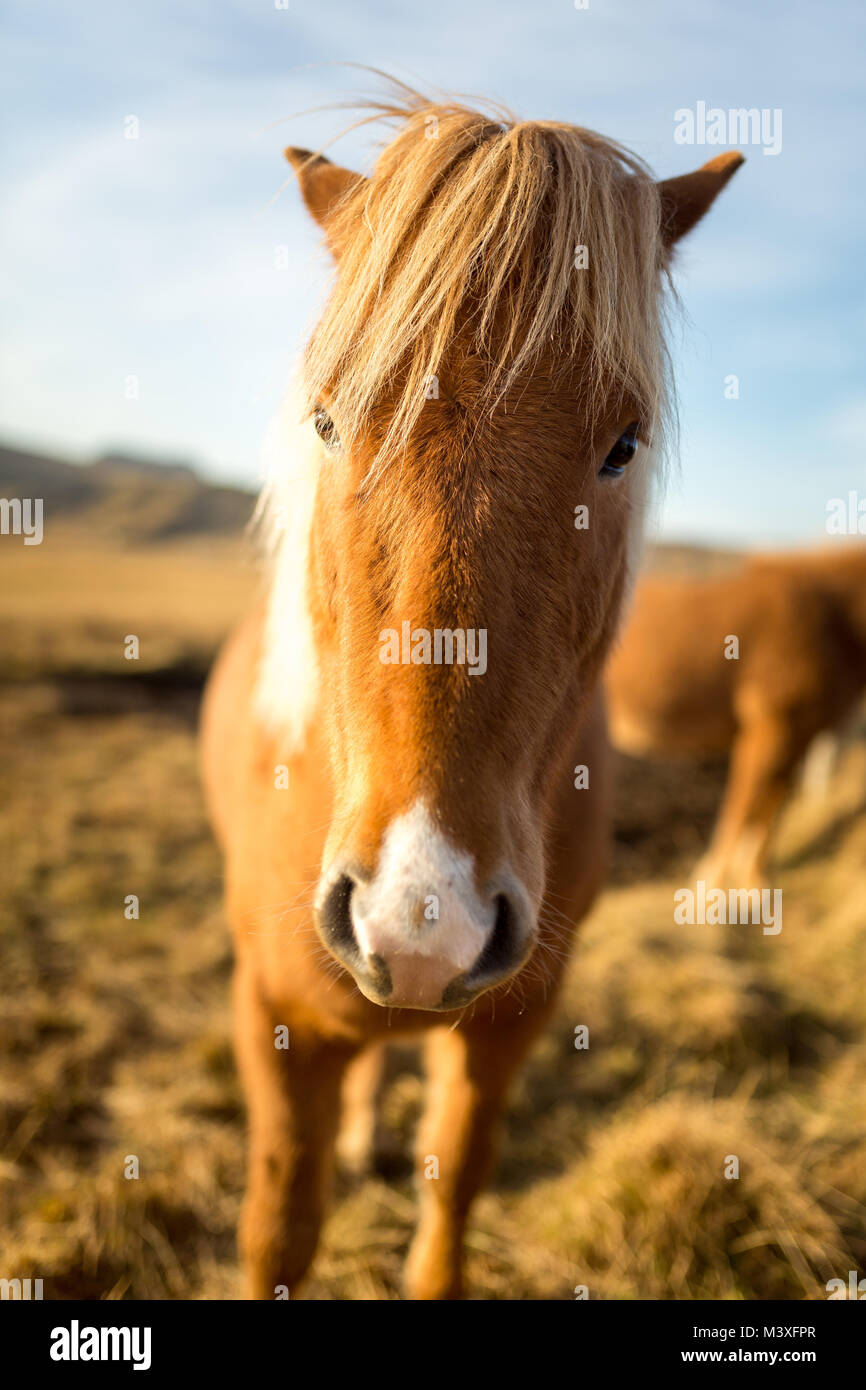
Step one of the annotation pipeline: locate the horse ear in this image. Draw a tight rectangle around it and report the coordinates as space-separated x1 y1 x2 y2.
658 151 745 246
285 147 365 235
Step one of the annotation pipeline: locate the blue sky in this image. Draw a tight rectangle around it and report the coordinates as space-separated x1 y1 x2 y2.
1 0 864 545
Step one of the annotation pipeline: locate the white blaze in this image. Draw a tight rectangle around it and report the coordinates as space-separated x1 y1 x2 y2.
350 802 496 1005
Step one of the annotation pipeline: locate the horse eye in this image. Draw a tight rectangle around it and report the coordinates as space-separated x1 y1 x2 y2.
600 428 639 478
313 404 341 453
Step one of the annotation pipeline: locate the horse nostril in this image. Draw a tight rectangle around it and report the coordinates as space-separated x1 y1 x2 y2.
318 874 359 961
464 892 526 988
438 889 531 1010
318 871 393 998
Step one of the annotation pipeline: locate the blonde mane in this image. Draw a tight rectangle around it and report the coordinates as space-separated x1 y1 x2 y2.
302 91 675 471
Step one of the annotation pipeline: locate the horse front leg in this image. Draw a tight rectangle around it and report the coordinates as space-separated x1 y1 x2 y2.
405 1018 539 1301
698 711 801 887
336 1042 386 1177
234 963 354 1298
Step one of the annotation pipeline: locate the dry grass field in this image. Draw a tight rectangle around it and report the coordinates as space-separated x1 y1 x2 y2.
2 525 865 1300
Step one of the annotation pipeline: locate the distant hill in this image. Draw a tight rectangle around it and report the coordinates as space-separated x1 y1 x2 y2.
0 442 255 542
643 541 744 576
93 451 199 481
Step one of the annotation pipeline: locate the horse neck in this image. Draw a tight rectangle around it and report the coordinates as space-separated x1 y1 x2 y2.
815 547 866 678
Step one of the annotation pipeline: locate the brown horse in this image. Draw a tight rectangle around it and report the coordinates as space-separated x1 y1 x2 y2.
200 90 742 1299
607 544 866 886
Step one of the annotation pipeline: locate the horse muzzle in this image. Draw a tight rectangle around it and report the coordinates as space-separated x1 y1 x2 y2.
314 805 535 1010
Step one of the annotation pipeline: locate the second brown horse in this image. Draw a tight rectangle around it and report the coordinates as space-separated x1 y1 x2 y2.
607 544 866 885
